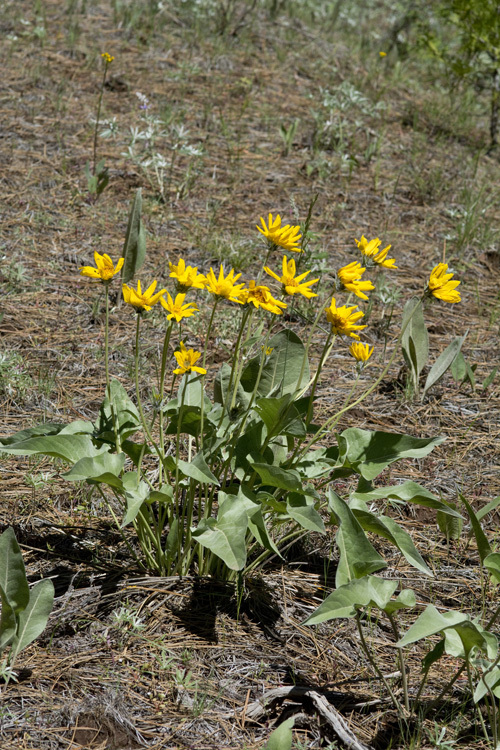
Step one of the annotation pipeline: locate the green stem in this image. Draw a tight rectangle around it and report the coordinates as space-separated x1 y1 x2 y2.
355 611 405 716
466 659 490 745
105 284 122 453
92 60 109 175
158 319 174 485
388 612 409 712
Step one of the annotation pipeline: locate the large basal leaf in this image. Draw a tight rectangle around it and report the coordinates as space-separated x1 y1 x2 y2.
263 716 295 750
192 496 248 570
250 463 309 494
474 666 500 703
225 487 280 556
401 297 428 386
9 578 55 662
176 371 212 410
0 528 29 614
328 489 386 587
303 576 400 625
95 379 141 442
286 493 325 533
461 494 491 564
121 188 146 284
121 481 150 527
254 395 306 439
62 452 126 488
0 434 109 463
349 502 432 576
0 423 65 446
422 334 467 400
240 329 309 398
338 430 446 481
397 605 498 659
213 362 250 413
350 480 462 517
0 585 17 652
484 553 500 584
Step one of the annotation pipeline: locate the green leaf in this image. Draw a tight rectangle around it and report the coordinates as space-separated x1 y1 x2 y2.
121 188 146 284
0 423 66 446
0 434 109 463
286 493 325 533
62 452 126 488
350 505 432 576
450 351 467 382
482 366 498 390
461 494 491 564
192 495 248 570
0 585 17 653
401 298 428 387
121 481 150 527
227 487 281 557
240 329 309 397
474 666 500 703
484 553 500 584
263 716 295 750
436 501 463 541
350 481 462 517
384 588 416 615
182 452 220 485
95 379 141 443
213 362 250 413
328 489 386 587
339 429 445 480
177 371 212 410
254 395 306 439
303 576 400 625
422 639 445 673
397 605 497 658
476 495 500 523
0 528 30 614
10 578 55 663
251 463 303 493
422 334 467 399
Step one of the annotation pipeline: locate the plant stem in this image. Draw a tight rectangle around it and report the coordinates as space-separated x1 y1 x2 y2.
388 611 409 712
355 611 405 716
92 58 110 175
105 284 121 453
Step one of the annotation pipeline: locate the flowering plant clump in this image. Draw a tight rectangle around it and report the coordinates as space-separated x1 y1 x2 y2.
0 195 464 591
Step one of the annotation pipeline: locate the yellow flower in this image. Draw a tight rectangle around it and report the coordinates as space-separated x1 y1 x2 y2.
379 51 387 58
264 255 319 298
160 292 199 322
79 251 124 282
101 52 114 64
355 235 398 269
337 261 374 301
240 280 287 314
324 297 366 340
257 213 302 252
169 258 206 292
122 280 166 311
173 342 207 375
349 341 374 363
205 265 246 303
427 263 461 303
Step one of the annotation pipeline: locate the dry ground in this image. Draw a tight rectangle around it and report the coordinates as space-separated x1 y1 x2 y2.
1 1 500 748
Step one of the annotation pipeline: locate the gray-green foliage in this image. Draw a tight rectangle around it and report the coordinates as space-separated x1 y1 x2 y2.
121 188 146 284
0 528 54 682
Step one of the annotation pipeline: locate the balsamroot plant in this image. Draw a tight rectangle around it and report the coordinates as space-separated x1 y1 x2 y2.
0 197 462 583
